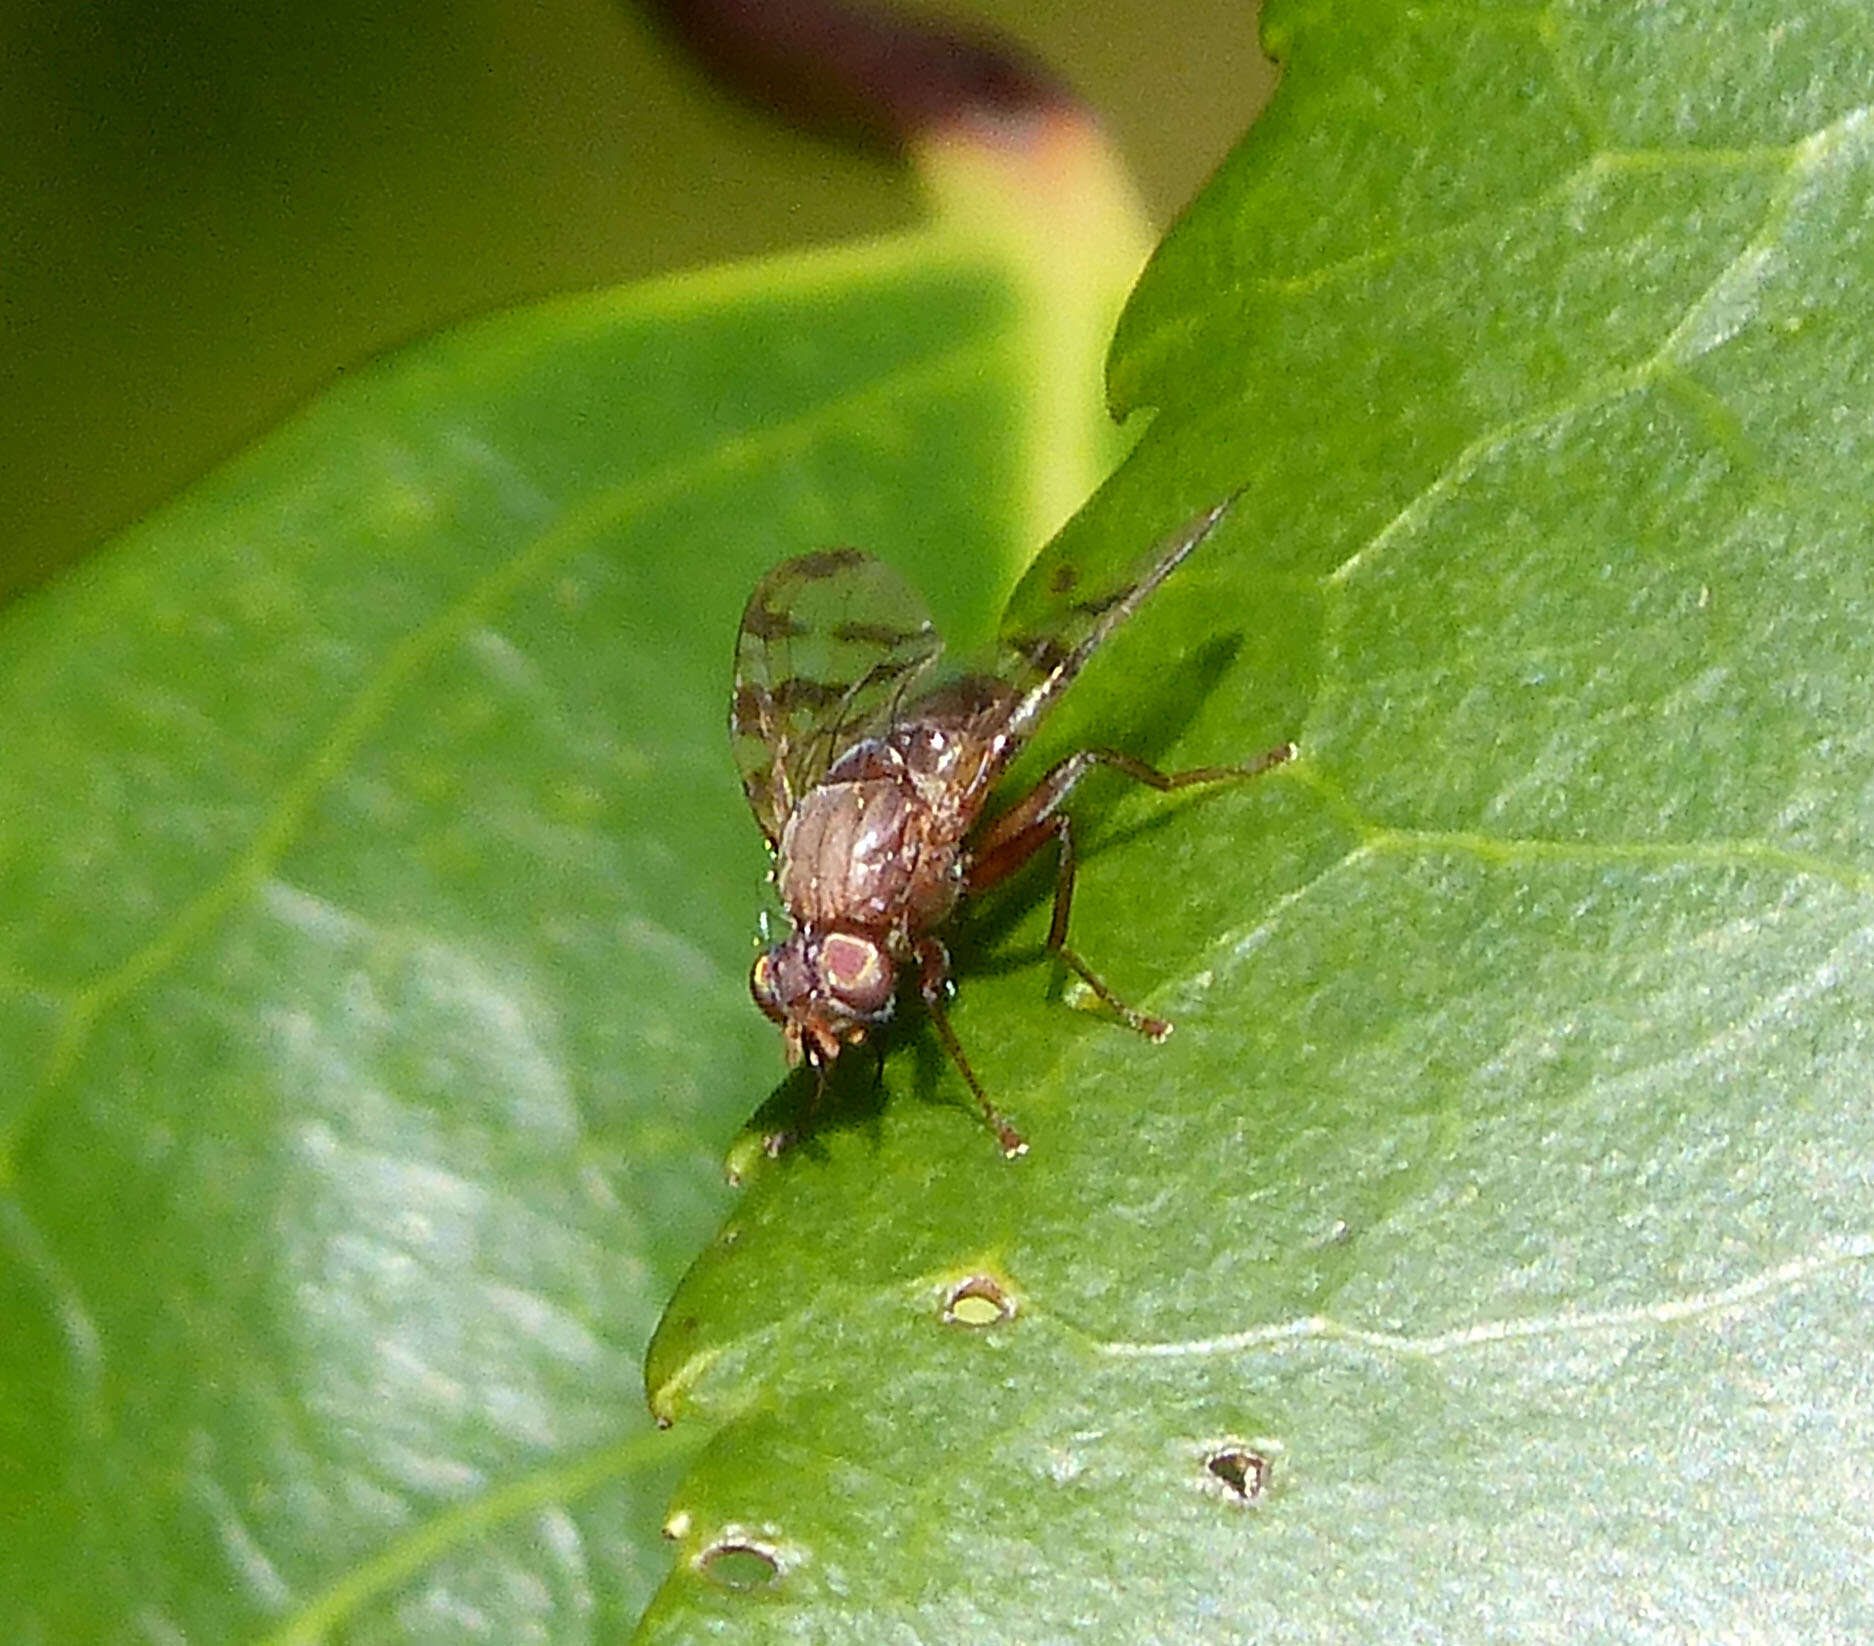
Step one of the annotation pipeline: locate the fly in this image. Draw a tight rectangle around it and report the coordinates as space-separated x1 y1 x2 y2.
731 498 1293 1156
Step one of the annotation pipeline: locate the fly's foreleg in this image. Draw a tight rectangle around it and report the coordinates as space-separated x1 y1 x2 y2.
966 740 1295 1038
914 936 1027 1157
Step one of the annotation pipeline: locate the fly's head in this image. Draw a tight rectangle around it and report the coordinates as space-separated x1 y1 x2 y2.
750 924 897 1068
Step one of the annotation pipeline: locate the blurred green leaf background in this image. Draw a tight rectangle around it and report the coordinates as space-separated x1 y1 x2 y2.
1 0 1272 602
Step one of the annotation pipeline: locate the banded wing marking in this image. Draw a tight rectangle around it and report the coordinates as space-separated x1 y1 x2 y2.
730 548 947 845
992 497 1239 757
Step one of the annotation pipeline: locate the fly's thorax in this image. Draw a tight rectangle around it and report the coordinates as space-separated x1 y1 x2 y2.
775 760 967 932
776 774 909 923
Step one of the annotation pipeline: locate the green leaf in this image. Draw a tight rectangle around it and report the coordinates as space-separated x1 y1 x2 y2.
640 1 1874 1640
0 140 1150 1638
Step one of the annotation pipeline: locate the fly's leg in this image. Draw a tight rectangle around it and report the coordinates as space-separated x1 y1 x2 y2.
970 741 1296 886
967 741 1295 1037
760 1036 893 1159
915 936 1027 1158
973 805 1172 1038
762 1056 831 1158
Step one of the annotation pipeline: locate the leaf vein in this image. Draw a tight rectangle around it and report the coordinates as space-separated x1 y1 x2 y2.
255 1426 692 1646
1087 1234 1874 1361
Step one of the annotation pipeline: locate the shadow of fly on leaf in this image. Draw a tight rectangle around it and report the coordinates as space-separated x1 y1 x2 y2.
731 498 1294 1158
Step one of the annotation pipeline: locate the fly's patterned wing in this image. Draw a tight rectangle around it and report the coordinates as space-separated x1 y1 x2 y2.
731 548 948 844
992 497 1238 758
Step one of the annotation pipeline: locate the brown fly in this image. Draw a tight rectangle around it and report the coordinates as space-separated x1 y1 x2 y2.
732 498 1293 1157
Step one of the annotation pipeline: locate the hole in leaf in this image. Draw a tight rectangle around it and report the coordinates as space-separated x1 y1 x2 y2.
1203 1445 1271 1504
942 1274 1015 1326
699 1540 782 1591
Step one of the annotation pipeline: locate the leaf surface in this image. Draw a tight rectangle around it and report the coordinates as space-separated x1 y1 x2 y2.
640 2 1874 1639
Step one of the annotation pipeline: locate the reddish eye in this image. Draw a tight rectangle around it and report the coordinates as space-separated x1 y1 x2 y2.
819 931 893 1015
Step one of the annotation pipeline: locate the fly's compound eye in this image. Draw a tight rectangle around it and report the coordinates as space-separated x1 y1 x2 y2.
749 949 786 1024
817 931 894 1018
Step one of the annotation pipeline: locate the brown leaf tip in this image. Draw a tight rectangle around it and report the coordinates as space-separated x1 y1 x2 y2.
645 0 1080 154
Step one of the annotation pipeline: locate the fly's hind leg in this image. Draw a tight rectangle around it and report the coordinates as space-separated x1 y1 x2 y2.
966 741 1295 1038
